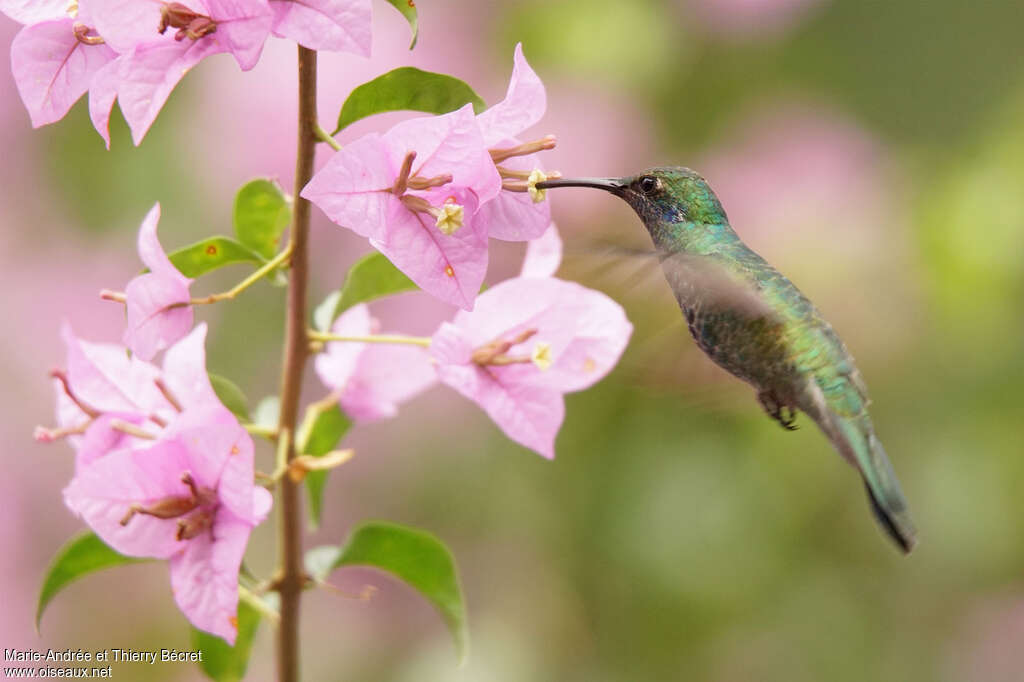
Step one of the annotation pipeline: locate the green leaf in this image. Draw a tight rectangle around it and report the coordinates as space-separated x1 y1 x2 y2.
192 600 260 682
382 0 419 49
304 545 340 583
298 405 352 528
253 396 280 431
167 237 266 279
333 67 485 134
233 179 291 260
209 373 250 421
313 290 342 332
321 253 418 328
308 522 468 660
37 532 144 630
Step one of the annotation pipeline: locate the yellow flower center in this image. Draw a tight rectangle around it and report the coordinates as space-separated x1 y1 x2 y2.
527 170 549 204
531 342 553 370
435 202 465 235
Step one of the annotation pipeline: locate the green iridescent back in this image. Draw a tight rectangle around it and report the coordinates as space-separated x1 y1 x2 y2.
623 168 869 421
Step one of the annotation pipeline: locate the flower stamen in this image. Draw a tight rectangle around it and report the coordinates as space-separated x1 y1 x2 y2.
159 3 217 41
154 378 183 413
34 423 89 442
99 289 127 304
407 173 453 190
50 369 100 418
176 510 214 540
471 328 538 366
73 23 105 46
119 471 218 534
490 135 557 164
391 151 416 195
120 495 198 526
110 419 158 440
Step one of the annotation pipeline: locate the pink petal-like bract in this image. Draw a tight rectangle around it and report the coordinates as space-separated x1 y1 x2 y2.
475 44 551 241
339 343 436 420
477 43 546 148
382 105 502 206
10 18 116 128
313 303 373 391
64 438 201 559
75 413 146 471
303 105 502 309
431 322 564 458
169 509 251 644
269 0 371 55
0 0 70 24
300 133 394 241
520 223 563 278
90 0 271 70
60 322 168 418
87 0 164 53
370 188 486 310
203 0 273 70
63 404 271 643
124 203 194 361
314 305 435 420
430 277 632 458
162 323 222 410
87 0 271 144
199 0 270 69
88 56 121 148
116 38 225 145
54 322 225 465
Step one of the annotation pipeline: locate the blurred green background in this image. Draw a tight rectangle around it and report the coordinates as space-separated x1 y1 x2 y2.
3 0 1024 680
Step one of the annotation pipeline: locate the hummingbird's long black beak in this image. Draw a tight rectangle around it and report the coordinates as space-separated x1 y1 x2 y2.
535 177 626 195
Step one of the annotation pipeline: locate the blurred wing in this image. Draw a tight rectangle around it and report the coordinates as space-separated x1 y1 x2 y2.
657 250 779 321
561 242 778 408
566 240 777 321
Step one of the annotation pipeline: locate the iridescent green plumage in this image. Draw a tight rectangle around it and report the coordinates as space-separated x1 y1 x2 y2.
539 168 917 552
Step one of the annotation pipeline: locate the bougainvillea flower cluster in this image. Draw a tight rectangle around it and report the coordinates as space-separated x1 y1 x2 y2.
315 225 633 458
2 0 371 145
38 323 271 643
303 45 560 310
17 4 637 648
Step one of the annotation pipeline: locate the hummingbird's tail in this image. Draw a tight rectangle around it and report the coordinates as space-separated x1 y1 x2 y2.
820 412 918 553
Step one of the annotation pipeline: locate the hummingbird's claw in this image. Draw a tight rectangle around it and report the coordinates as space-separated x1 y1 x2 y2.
758 390 799 431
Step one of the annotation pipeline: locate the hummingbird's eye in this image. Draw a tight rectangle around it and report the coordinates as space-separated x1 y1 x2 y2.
637 175 660 195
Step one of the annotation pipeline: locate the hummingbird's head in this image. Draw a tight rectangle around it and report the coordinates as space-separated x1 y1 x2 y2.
537 167 729 227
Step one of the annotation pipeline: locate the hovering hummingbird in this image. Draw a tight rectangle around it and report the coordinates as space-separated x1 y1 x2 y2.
538 168 917 552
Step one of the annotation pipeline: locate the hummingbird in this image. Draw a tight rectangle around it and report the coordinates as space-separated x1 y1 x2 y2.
538 168 917 553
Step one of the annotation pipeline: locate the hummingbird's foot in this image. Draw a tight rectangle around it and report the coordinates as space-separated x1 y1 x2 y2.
757 390 799 431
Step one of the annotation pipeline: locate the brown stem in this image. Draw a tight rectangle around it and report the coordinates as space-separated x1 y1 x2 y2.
275 44 317 682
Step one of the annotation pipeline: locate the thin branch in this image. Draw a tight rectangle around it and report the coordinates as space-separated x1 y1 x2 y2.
188 244 293 306
274 44 318 682
307 330 431 347
313 123 342 151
